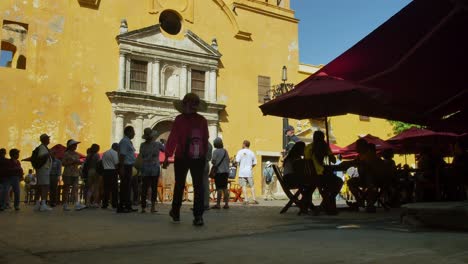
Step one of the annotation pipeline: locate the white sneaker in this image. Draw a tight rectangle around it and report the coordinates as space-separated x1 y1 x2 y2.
63 204 71 211
39 203 52 212
74 203 87 211
33 201 41 211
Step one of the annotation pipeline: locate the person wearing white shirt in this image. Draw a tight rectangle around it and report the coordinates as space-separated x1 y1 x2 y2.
102 143 119 209
235 140 258 205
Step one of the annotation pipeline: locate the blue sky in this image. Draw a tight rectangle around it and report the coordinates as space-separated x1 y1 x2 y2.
291 0 412 65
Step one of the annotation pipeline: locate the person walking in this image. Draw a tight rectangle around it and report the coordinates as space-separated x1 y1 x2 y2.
211 137 230 209
34 134 53 212
118 126 137 213
139 128 164 213
62 139 86 211
101 143 119 209
163 93 209 226
235 140 258 205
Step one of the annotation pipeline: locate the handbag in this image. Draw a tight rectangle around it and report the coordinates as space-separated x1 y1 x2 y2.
134 154 143 170
228 166 237 179
209 150 227 179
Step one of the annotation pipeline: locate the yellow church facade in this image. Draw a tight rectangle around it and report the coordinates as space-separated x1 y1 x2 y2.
0 0 397 196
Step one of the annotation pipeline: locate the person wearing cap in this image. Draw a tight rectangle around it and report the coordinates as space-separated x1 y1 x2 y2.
101 143 119 209
263 161 276 201
163 93 209 226
283 125 300 157
33 134 53 212
118 126 137 213
62 139 86 211
139 128 164 213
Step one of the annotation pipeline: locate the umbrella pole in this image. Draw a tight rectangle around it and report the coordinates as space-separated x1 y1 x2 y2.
325 117 330 145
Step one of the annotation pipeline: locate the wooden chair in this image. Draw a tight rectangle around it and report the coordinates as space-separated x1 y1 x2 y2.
272 165 307 214
228 181 243 202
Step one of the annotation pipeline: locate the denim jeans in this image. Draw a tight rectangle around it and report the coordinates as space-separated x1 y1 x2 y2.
0 176 20 208
172 157 205 218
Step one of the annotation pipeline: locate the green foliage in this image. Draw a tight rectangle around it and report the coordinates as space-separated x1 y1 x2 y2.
388 121 423 135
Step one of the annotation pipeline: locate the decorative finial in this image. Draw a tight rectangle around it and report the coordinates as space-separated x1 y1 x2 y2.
211 38 218 50
120 19 128 34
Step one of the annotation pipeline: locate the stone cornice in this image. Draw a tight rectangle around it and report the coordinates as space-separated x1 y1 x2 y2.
106 91 225 120
233 1 298 23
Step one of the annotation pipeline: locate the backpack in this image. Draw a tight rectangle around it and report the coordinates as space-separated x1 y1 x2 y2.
264 166 274 184
30 146 47 169
185 128 205 159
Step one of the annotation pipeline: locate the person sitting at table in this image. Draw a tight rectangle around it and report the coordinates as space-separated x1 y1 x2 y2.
305 130 343 215
332 139 380 212
282 141 314 214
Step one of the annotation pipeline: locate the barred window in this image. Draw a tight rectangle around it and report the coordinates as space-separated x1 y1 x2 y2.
258 76 271 103
191 69 205 98
129 60 147 91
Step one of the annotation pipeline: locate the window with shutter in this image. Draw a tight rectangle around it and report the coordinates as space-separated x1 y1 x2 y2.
191 69 205 98
129 60 147 91
258 76 271 103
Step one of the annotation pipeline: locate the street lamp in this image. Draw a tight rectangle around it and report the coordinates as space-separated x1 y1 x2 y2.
264 66 295 152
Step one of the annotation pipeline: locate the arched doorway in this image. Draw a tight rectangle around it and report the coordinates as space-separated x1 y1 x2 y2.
153 120 175 190
153 120 173 143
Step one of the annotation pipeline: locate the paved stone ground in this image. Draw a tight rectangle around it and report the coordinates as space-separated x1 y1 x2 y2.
1 200 468 264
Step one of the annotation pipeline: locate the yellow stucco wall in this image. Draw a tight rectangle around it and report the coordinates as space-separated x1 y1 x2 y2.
0 0 301 195
0 0 401 197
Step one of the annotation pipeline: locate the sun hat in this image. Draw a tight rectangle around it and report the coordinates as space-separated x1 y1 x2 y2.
66 139 80 148
266 161 272 167
142 128 158 140
40 133 50 141
173 93 208 114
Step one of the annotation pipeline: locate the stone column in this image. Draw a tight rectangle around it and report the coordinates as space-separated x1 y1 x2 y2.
115 113 124 142
134 115 144 151
152 59 160 95
204 70 210 101
118 53 126 90
146 61 152 94
209 68 217 102
125 57 131 89
180 64 187 98
208 122 218 146
187 67 192 93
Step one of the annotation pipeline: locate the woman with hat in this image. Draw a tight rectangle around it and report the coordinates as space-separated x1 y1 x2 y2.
163 93 209 226
139 128 164 213
62 139 86 211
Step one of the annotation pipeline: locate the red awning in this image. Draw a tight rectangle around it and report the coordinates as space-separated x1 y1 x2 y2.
315 0 468 131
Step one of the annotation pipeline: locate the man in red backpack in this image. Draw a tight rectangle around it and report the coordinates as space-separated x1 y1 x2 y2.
163 93 209 226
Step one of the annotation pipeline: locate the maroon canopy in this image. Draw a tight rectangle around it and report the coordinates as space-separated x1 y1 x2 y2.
316 0 468 131
259 72 395 120
343 134 394 153
330 143 346 155
387 127 459 154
